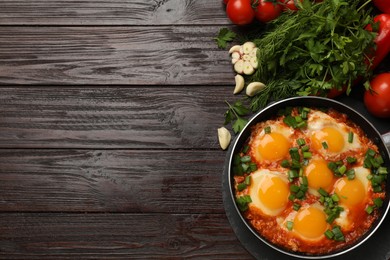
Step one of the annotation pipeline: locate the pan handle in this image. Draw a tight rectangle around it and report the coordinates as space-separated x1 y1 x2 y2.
383 131 390 153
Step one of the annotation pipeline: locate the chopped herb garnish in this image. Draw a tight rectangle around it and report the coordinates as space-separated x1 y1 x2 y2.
346 156 357 164
366 205 375 214
297 138 306 146
236 195 252 212
264 126 271 134
322 142 329 149
241 155 251 163
286 221 294 231
303 152 312 159
242 145 250 154
237 183 247 191
293 203 301 211
348 132 354 143
281 159 291 168
346 169 355 180
374 198 384 208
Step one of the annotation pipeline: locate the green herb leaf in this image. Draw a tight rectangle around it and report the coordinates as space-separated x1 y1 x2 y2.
215 28 236 49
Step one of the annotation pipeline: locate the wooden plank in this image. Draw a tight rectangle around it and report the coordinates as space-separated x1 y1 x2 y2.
0 0 229 26
0 26 233 85
0 86 238 149
0 149 228 213
0 213 253 259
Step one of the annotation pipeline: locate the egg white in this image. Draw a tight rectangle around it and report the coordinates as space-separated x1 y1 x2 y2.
333 166 371 231
307 110 362 157
250 121 294 163
249 169 290 217
280 203 329 242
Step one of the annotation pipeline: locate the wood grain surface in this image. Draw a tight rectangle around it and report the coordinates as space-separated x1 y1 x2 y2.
0 0 258 259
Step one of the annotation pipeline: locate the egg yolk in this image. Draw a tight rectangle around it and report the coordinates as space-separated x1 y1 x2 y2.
311 127 344 153
258 176 289 211
335 177 366 207
293 207 328 240
258 132 290 161
305 159 334 192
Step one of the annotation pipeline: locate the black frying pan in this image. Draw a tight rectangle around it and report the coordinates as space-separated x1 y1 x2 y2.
224 96 390 259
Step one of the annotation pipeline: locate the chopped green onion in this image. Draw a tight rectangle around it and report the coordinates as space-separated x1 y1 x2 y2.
374 198 383 208
288 170 299 179
324 229 334 239
237 183 247 191
244 175 251 186
301 145 310 152
301 176 308 186
346 169 355 180
290 185 300 193
296 121 307 128
346 156 357 164
281 160 290 168
303 152 312 159
284 115 297 128
322 141 328 149
348 132 354 143
291 159 301 169
286 221 294 231
338 165 347 175
332 226 345 241
318 188 329 197
236 195 252 212
295 191 305 199
241 163 249 172
295 116 303 123
367 149 376 157
242 145 250 154
366 205 374 214
378 166 388 175
373 186 382 193
328 162 338 171
331 194 340 202
241 155 251 163
264 126 271 134
293 203 301 211
249 162 257 172
289 147 300 161
297 138 306 146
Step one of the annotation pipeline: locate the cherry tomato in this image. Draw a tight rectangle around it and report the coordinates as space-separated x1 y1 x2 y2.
226 0 255 25
255 0 282 23
281 0 299 11
223 0 230 4
364 73 390 118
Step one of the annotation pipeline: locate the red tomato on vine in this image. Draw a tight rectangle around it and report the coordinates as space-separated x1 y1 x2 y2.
254 0 282 23
226 0 256 25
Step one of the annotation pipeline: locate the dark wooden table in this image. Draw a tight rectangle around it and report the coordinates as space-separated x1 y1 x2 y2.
0 1 389 259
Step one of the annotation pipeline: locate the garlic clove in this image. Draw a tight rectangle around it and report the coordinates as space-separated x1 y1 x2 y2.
250 56 258 69
229 45 242 54
233 74 245 94
242 54 251 61
242 42 256 54
249 47 259 58
243 61 255 75
231 52 240 64
234 60 244 74
246 82 266 97
218 127 231 150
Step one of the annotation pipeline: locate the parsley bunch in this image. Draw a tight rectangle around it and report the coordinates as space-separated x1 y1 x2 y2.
222 0 377 132
250 0 377 109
